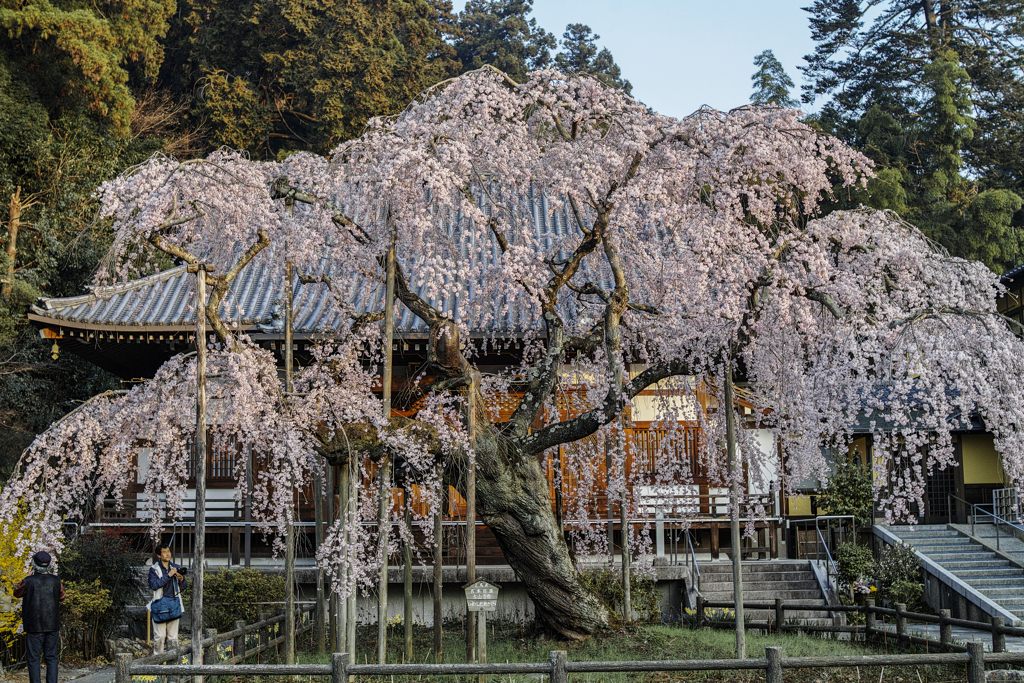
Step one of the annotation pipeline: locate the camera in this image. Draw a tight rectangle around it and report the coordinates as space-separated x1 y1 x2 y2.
176 566 188 576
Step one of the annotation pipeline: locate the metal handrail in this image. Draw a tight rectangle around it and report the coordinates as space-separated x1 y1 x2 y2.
686 529 701 594
948 493 1021 551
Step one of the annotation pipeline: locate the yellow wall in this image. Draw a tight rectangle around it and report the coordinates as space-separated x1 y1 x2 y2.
788 495 812 516
961 434 1004 485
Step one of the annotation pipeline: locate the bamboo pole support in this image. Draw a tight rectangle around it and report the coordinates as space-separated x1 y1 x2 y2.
377 238 396 664
725 359 746 659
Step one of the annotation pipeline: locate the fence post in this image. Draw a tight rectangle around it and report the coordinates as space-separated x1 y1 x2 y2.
204 628 218 666
115 653 131 683
332 652 349 683
764 646 782 683
232 620 246 663
259 611 271 659
966 641 985 683
939 609 951 646
864 599 875 635
696 595 705 627
895 604 907 640
549 650 568 683
992 616 1006 653
774 599 784 634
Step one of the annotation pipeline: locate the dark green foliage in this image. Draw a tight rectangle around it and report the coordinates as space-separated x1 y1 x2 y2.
454 0 555 82
554 24 632 95
164 0 461 155
750 50 798 107
834 542 873 586
817 452 874 531
874 542 923 607
802 1 1024 271
60 529 145 643
191 569 286 632
579 567 660 622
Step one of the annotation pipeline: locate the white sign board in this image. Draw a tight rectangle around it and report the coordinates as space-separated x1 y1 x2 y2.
464 579 499 612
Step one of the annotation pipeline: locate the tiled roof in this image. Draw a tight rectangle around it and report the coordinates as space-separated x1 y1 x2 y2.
31 191 607 337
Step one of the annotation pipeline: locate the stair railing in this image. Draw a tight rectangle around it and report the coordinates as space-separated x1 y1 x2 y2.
815 526 841 598
948 493 1018 551
686 529 701 595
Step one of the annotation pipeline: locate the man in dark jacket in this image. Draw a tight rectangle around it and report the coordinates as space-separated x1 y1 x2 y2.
13 551 65 683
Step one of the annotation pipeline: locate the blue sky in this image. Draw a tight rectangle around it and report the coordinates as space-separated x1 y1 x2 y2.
452 0 818 119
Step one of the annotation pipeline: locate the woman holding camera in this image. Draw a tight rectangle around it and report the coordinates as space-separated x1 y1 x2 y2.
148 543 187 654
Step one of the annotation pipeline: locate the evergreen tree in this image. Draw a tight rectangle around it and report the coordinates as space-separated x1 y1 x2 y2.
554 24 632 95
750 50 799 107
835 49 1023 272
455 0 556 82
162 0 461 155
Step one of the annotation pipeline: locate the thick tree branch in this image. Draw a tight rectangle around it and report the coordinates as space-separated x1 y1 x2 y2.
517 358 691 456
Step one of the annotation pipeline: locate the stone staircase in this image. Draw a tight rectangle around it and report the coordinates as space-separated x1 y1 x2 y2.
891 525 1024 620
697 560 834 623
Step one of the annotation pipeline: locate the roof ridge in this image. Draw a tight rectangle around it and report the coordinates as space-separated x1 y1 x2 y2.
35 266 190 311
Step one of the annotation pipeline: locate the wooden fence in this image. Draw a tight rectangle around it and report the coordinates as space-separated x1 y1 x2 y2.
117 644 1004 683
113 599 1024 683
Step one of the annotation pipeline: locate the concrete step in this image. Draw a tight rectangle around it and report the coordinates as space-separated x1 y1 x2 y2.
965 577 1024 587
953 568 1024 578
698 570 815 582
699 580 820 592
701 591 825 602
978 587 1024 598
928 552 996 561
937 559 1011 569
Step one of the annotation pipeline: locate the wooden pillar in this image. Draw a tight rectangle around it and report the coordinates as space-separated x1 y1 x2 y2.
466 387 477 663
433 480 444 664
710 522 720 560
232 620 245 663
403 492 413 662
725 359 745 659
314 455 326 653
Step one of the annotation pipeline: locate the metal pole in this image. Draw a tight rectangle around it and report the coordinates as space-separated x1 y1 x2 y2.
725 359 745 659
377 238 396 665
284 261 296 665
187 262 212 676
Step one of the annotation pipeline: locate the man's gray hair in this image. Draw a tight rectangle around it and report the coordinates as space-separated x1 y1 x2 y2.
31 558 54 574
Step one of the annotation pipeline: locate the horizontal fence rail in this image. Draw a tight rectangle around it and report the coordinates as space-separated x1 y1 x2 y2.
117 644 1008 683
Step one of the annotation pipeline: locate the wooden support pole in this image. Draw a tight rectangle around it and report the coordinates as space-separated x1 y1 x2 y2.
433 478 444 664
939 609 951 645
284 261 296 665
258 611 271 659
327 463 337 650
774 599 784 634
203 628 218 666
346 453 357 668
477 611 487 683
315 455 326 653
895 603 907 639
724 359 745 659
115 653 131 683
865 599 876 635
966 641 985 683
618 417 631 623
993 616 1006 653
549 650 568 683
332 652 349 683
466 387 477 663
187 262 213 676
765 646 782 683
232 620 246 664
403 491 413 662
336 461 348 653
377 238 396 665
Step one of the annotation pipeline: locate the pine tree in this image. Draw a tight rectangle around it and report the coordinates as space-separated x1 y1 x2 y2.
554 24 632 95
750 50 799 107
455 0 556 82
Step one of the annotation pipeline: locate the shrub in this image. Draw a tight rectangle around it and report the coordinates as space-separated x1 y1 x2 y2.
834 543 874 586
817 453 874 531
60 579 113 660
60 528 144 655
875 542 923 606
579 567 660 622
190 569 286 632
